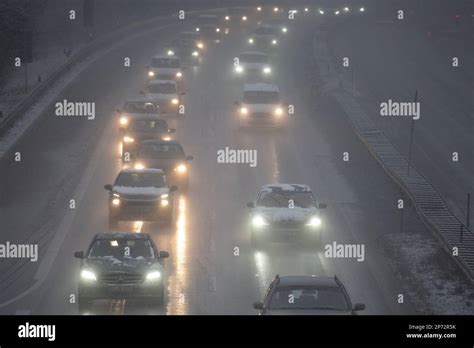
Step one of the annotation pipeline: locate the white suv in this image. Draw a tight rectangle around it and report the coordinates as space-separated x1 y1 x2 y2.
235 83 287 128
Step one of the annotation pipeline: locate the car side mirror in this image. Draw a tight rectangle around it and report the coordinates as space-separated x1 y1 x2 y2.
74 251 85 259
318 203 327 209
353 303 366 311
247 202 254 208
186 155 194 161
169 128 176 133
170 185 178 192
253 301 264 310
104 184 112 191
159 251 170 259
234 101 240 106
139 90 146 96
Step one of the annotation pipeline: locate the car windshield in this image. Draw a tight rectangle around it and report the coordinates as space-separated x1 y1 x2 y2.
123 102 158 114
114 172 165 188
258 191 315 208
88 239 155 259
255 27 278 35
151 58 180 68
128 119 168 132
243 91 280 104
148 83 177 94
269 286 350 310
138 143 185 159
241 54 268 63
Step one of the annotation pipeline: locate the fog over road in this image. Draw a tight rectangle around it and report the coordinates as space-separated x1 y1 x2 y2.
0 7 472 315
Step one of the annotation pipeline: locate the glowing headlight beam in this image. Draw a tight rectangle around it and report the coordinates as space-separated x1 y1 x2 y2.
81 270 97 281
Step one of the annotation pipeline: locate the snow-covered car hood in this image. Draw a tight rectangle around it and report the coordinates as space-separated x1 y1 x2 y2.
253 206 318 223
113 186 169 198
243 103 279 113
149 67 180 75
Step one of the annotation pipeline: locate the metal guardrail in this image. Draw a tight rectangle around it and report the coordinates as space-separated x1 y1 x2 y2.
312 28 474 281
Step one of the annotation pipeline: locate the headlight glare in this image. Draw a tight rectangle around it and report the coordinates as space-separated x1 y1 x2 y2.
146 271 162 281
306 216 322 227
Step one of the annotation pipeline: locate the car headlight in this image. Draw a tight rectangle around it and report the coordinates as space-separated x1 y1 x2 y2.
252 215 268 227
161 193 169 199
176 71 182 78
162 136 172 141
257 6 261 11
216 27 220 32
148 71 155 77
272 39 278 45
113 193 120 198
319 9 325 15
240 107 248 115
225 16 230 21
123 136 134 143
263 67 271 74
112 198 120 206
196 27 200 32
274 107 283 116
306 216 322 227
235 66 243 73
167 50 175 56
197 42 204 49
119 117 128 126
161 199 169 207
248 38 254 44
81 269 97 281
192 51 199 57
175 164 187 173
282 27 287 33
242 16 247 21
134 163 145 170
359 7 365 12
146 271 162 281
171 98 179 105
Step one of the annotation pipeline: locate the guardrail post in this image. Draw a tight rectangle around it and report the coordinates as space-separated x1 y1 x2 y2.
467 193 470 229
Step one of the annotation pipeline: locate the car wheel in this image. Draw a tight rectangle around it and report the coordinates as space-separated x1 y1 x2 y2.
150 288 165 306
108 215 119 230
78 297 94 314
163 210 173 226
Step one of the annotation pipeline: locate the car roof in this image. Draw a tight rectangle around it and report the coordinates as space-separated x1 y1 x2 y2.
127 115 166 122
93 232 151 240
244 83 279 92
152 54 180 60
276 275 340 287
118 168 164 175
260 183 312 192
148 79 177 86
